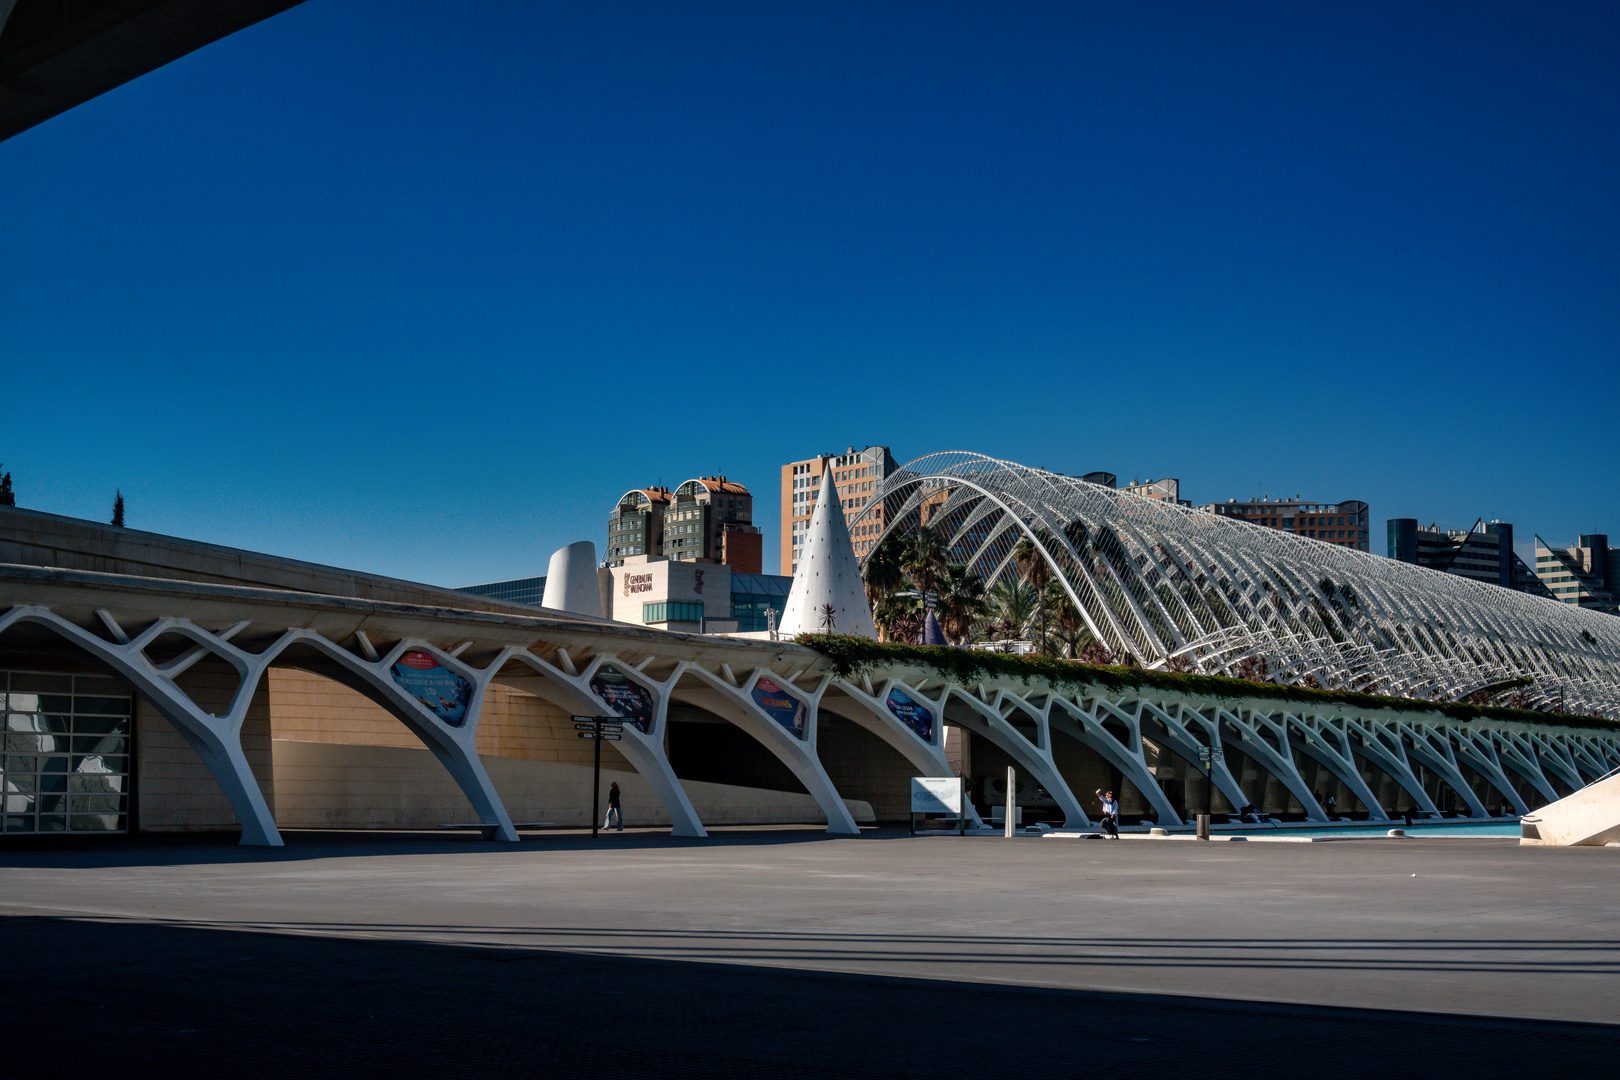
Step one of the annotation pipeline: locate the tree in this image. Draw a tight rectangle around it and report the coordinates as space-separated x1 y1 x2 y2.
983 580 1037 643
936 564 988 645
1014 537 1053 655
111 490 125 527
903 526 947 608
0 465 13 507
874 591 923 644
863 537 908 611
1044 581 1087 658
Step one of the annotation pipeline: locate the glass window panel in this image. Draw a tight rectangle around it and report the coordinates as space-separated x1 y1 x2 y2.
70 812 124 831
36 793 66 814
72 735 127 756
69 793 125 814
72 676 124 696
7 755 36 773
36 814 67 832
73 696 132 716
6 772 37 792
69 769 123 793
36 695 73 714
4 814 38 832
5 732 49 753
4 789 36 813
36 714 71 734
70 712 129 735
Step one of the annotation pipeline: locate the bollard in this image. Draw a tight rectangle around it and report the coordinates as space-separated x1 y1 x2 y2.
1004 765 1015 838
1196 812 1210 841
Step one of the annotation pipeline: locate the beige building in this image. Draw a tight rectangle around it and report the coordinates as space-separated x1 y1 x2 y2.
781 445 898 574
1197 496 1371 552
608 477 762 574
599 556 736 633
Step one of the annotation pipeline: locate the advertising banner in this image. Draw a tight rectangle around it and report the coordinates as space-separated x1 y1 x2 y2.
911 777 963 814
752 676 807 739
885 687 934 741
390 652 472 727
589 665 654 733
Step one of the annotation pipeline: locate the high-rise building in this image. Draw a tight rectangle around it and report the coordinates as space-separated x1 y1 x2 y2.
1386 518 1531 590
781 445 898 574
607 477 762 573
1196 496 1371 551
1535 534 1619 614
1119 477 1187 505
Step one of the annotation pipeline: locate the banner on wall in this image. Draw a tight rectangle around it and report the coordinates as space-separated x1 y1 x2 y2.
752 676 807 739
590 666 653 733
885 687 934 741
390 652 472 727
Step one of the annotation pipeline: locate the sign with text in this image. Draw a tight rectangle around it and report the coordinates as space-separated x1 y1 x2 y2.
911 777 964 815
885 687 934 741
589 666 653 733
390 652 472 727
752 676 807 739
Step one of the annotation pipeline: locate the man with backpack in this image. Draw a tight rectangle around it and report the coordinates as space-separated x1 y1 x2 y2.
1095 788 1120 839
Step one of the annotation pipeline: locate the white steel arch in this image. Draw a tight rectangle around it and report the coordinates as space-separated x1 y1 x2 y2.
861 452 1620 721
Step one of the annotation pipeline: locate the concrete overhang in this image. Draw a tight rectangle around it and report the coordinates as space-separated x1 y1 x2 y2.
0 0 306 143
0 562 826 677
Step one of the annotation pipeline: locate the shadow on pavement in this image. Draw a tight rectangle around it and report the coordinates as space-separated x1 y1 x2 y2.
4 914 1617 1078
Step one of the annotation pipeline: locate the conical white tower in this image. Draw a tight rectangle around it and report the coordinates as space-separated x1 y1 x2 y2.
779 457 878 639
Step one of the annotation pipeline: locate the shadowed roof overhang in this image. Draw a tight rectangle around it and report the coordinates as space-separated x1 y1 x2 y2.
0 0 305 143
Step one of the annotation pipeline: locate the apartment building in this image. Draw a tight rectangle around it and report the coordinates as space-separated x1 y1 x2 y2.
1535 534 1619 614
1197 496 1371 551
781 445 898 574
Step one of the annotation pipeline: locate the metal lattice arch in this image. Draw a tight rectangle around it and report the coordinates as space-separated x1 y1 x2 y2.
857 452 1620 721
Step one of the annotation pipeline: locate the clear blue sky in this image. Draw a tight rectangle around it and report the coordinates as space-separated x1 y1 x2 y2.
2 1 1615 584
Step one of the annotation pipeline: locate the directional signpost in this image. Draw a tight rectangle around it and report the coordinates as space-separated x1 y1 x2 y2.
574 716 626 838
1197 741 1224 840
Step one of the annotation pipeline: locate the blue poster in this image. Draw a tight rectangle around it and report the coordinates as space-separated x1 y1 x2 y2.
590 665 653 733
886 687 934 741
390 651 472 726
752 676 807 739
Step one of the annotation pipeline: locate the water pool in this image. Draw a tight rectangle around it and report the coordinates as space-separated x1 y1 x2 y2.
1227 821 1521 839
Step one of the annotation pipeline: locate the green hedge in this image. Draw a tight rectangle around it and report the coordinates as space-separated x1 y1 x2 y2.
799 634 1620 731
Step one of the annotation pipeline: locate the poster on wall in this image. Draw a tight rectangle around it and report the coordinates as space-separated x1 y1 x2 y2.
590 665 653 733
886 687 934 741
390 651 472 727
752 676 807 739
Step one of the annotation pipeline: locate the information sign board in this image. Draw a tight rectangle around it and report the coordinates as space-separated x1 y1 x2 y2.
911 776 964 814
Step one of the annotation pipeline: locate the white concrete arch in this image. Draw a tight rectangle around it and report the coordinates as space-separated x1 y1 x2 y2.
936 685 1088 827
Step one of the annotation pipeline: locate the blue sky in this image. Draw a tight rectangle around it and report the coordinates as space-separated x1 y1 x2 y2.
2 1 1616 584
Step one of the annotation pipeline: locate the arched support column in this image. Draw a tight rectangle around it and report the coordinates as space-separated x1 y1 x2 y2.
1343 718 1440 817
1492 732 1560 806
821 678 987 828
495 650 707 838
1450 729 1532 816
677 666 859 835
1397 722 1488 818
0 606 283 847
1216 708 1328 821
277 633 518 841
1527 733 1587 793
1286 715 1388 821
1139 702 1249 815
1049 697 1183 826
940 686 1087 828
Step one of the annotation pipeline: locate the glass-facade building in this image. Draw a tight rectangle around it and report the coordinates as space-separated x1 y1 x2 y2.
2 669 132 834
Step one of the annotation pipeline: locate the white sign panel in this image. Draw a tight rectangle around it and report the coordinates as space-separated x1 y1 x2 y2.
911 777 963 815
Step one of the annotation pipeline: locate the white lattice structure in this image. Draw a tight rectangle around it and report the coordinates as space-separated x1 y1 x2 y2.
858 452 1620 721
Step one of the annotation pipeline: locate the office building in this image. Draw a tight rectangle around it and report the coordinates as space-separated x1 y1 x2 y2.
607 477 762 574
1197 496 1371 551
1387 519 1518 588
1536 535 1620 614
782 445 898 574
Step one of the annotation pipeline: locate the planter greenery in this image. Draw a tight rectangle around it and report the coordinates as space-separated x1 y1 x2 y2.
799 634 1619 731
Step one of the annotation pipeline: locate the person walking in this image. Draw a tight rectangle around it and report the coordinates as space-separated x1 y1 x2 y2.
1095 788 1120 839
604 781 624 832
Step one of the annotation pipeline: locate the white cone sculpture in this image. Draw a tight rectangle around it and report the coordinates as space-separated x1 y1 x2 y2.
540 540 604 618
779 459 878 639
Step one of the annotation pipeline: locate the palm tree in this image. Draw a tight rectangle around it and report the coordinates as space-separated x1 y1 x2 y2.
1014 537 1053 654
874 591 923 644
904 526 947 608
863 537 908 611
936 564 988 645
982 580 1038 643
1045 581 1087 658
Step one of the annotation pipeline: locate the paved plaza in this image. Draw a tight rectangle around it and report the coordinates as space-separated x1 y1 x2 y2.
2 828 1617 1076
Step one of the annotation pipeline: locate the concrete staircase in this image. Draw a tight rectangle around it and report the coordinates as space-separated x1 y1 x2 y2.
1519 767 1620 846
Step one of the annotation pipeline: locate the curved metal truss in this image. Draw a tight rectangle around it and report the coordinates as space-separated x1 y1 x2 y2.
858 452 1620 721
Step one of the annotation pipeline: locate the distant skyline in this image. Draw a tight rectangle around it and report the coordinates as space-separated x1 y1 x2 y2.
2 1 1616 586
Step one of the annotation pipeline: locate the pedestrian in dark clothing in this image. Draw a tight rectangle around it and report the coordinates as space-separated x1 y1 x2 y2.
604 781 623 831
1095 788 1120 839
